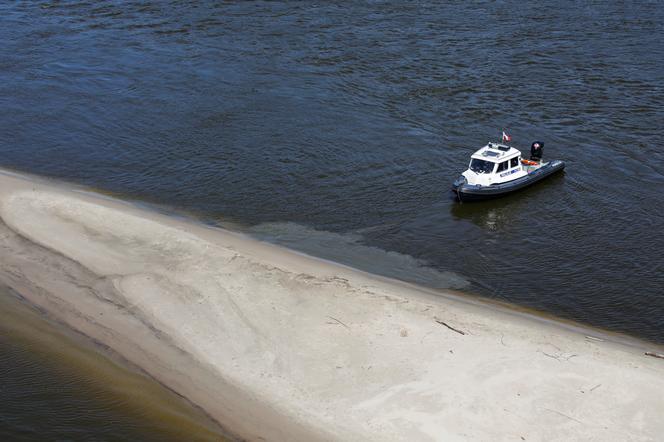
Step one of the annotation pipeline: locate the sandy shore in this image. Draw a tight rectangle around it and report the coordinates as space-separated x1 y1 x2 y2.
1 169 663 441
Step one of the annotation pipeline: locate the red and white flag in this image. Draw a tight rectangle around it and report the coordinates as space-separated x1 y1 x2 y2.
502 131 512 143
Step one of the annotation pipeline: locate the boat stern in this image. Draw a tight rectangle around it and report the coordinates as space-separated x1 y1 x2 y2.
452 175 467 191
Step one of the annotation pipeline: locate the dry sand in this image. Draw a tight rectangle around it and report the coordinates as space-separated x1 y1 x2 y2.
0 169 663 441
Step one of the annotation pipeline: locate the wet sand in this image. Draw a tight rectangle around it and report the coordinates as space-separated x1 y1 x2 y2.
1 169 663 441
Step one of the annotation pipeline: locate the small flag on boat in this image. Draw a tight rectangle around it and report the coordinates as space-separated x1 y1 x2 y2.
502 131 512 143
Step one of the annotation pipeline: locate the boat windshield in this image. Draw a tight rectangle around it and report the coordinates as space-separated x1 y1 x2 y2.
469 158 495 174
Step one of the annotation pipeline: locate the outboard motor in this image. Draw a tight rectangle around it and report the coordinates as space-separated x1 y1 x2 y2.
530 141 544 162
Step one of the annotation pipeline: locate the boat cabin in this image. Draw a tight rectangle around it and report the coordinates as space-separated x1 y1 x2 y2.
462 142 528 186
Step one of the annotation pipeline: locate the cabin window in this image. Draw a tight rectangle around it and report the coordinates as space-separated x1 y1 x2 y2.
510 157 519 168
497 161 509 172
469 159 495 174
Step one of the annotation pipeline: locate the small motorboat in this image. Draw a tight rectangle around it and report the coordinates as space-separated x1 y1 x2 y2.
452 140 565 202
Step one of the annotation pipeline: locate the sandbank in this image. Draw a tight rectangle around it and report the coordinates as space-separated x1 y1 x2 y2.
0 169 663 441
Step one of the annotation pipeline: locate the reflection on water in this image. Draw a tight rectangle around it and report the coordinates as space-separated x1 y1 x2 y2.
449 172 567 231
0 289 228 442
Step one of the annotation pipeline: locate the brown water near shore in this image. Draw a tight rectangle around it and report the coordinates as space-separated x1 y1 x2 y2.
0 288 229 442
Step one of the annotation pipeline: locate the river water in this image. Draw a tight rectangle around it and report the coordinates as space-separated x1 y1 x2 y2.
1 1 663 439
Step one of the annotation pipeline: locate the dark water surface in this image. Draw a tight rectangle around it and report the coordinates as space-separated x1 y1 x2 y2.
1 0 663 439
